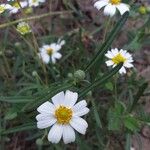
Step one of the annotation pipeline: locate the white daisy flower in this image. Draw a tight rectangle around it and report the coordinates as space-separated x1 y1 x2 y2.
94 0 130 17
8 1 28 14
28 0 46 7
105 48 134 74
0 4 12 14
38 39 65 64
36 90 89 144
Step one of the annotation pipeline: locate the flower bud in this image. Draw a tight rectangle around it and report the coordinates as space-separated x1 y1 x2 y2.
74 70 85 80
32 71 38 77
36 138 43 146
139 6 147 15
67 73 73 78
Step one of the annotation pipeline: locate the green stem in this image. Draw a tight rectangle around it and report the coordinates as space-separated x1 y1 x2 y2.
0 11 73 29
79 64 122 98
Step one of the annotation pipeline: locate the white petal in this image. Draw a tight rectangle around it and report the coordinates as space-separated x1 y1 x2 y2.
106 60 114 66
50 43 61 51
105 51 114 58
72 100 87 112
119 66 126 74
64 90 78 107
59 40 66 46
124 62 133 68
53 52 62 59
48 124 63 143
37 101 55 114
94 0 108 10
41 53 50 64
70 117 88 135
73 107 89 117
116 3 129 15
51 56 56 64
37 118 56 129
36 113 54 121
104 4 116 17
63 125 75 144
111 48 119 56
52 91 65 107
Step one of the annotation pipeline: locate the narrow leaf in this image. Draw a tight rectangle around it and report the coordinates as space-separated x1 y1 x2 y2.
85 12 129 76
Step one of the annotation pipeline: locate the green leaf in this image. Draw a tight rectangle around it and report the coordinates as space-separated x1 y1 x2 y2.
1 123 36 135
129 82 148 112
4 109 17 120
79 64 122 98
105 82 113 91
0 96 33 103
85 12 129 77
107 101 126 131
91 99 102 128
125 133 131 150
124 115 140 132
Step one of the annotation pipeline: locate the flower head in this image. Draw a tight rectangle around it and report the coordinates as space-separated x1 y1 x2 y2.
36 90 89 144
105 48 134 74
94 0 129 17
38 39 65 64
16 22 32 35
0 4 12 14
29 0 46 7
8 1 28 14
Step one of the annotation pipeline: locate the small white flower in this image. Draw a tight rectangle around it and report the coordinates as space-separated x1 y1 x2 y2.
0 4 12 14
38 40 65 64
36 90 89 144
8 1 28 14
28 0 46 7
130 147 135 150
16 22 32 35
94 0 130 17
105 48 134 74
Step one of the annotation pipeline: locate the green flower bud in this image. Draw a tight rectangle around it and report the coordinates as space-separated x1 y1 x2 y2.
74 70 85 81
139 6 147 15
67 73 73 78
36 138 43 146
32 71 38 77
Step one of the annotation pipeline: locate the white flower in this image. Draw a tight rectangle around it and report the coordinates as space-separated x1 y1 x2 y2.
8 1 28 14
36 90 89 144
16 22 32 35
94 0 130 17
28 0 46 7
38 39 65 64
105 48 134 74
130 147 135 150
0 4 12 14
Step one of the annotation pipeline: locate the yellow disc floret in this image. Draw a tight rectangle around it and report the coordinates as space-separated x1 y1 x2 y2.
46 48 53 55
55 106 73 124
112 53 126 64
17 22 31 35
12 2 20 8
110 0 121 5
0 6 5 14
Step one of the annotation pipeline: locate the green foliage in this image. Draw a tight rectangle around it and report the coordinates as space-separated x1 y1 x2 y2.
0 0 149 149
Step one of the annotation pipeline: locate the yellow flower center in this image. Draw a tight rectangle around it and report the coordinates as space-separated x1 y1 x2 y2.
112 53 126 64
0 6 5 13
12 2 20 8
110 0 121 5
17 23 31 35
46 48 53 55
55 106 73 124
32 0 37 3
